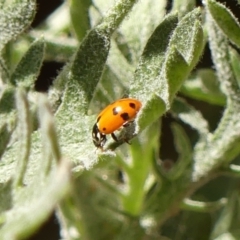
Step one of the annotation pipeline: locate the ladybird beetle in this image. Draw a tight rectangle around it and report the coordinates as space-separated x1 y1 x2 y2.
92 98 142 148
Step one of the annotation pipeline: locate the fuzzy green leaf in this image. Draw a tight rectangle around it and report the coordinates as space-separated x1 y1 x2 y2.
119 0 167 63
230 47 240 89
0 122 15 159
193 7 240 181
131 13 179 129
181 69 226 106
168 8 204 68
207 0 240 48
10 38 45 89
0 87 17 158
182 198 227 213
0 86 16 113
43 35 76 62
0 0 36 51
38 94 62 175
206 2 239 98
68 0 139 109
69 0 92 41
134 9 204 131
163 123 192 180
0 159 71 240
172 0 196 17
171 98 209 137
59 171 122 240
68 26 113 111
0 93 71 240
0 57 9 84
14 89 32 187
137 94 166 131
131 13 179 101
210 192 239 239
161 46 189 105
89 40 133 113
214 232 240 240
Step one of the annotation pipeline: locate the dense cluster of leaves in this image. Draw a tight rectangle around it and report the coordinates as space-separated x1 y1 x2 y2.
0 0 240 239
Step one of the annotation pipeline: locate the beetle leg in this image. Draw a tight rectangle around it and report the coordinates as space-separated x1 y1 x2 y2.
111 132 119 142
111 132 131 145
123 120 133 128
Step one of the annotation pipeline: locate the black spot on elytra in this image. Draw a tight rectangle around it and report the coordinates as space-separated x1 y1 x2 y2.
129 102 136 109
120 112 130 121
112 107 119 115
103 127 106 131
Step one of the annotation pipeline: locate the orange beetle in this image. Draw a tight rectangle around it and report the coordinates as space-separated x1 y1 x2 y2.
92 98 142 148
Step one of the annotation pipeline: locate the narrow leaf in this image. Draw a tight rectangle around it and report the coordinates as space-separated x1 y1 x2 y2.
193 7 240 180
14 89 32 187
0 123 14 159
89 40 134 113
161 46 189 107
169 8 203 66
119 0 167 63
43 36 76 62
0 0 36 51
69 0 92 41
0 92 71 239
59 172 122 240
0 87 15 113
229 47 240 89
131 13 178 100
214 232 239 240
172 0 196 17
0 87 16 159
69 28 111 109
164 123 192 180
210 192 238 239
136 9 204 131
206 2 238 98
0 57 9 84
61 0 138 113
0 159 71 240
137 94 166 131
181 69 226 106
131 13 179 129
38 94 61 175
207 0 240 48
171 98 209 137
182 198 227 212
10 38 45 89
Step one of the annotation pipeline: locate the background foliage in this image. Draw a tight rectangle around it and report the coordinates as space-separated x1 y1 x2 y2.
0 0 240 239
